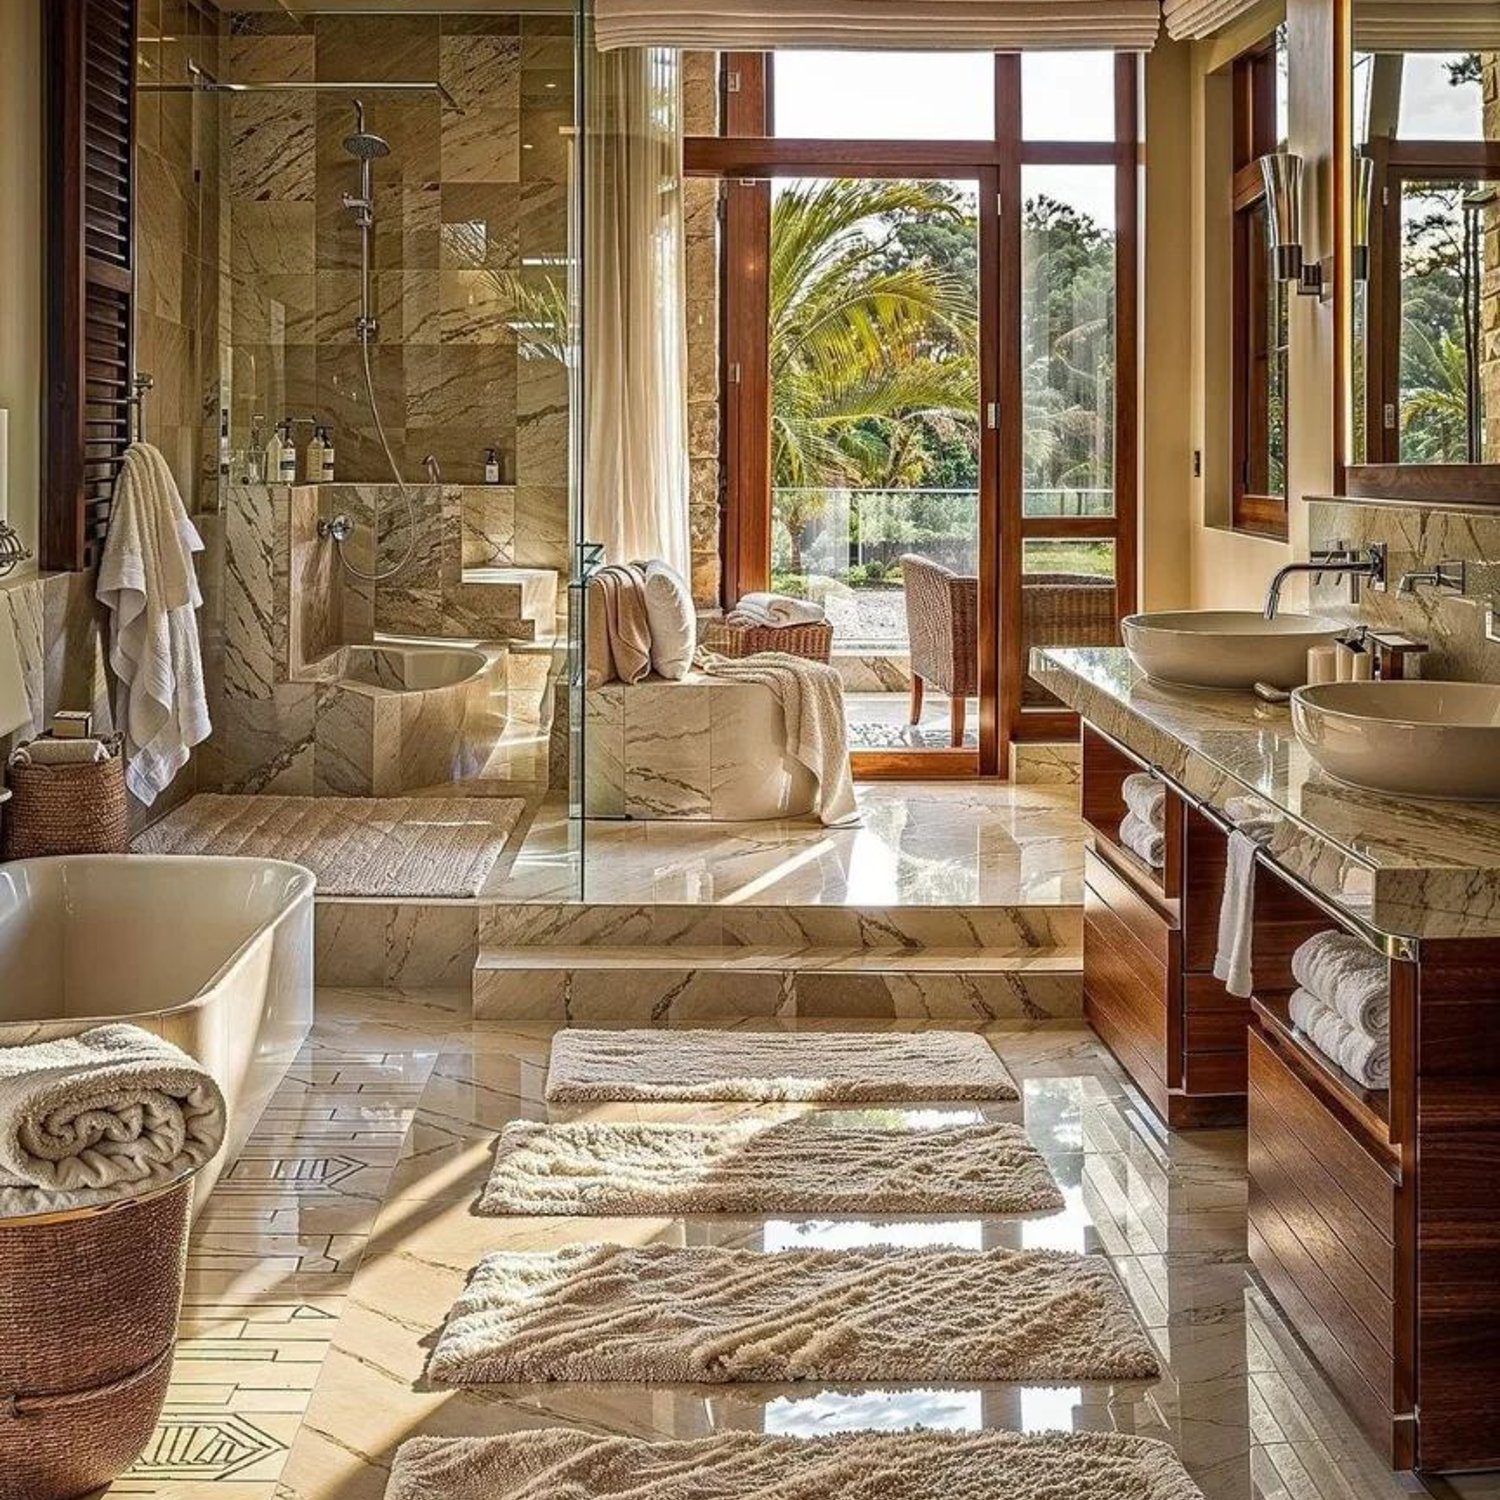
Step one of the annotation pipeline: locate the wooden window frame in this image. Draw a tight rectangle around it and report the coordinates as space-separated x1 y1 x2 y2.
687 52 1138 777
1230 38 1290 540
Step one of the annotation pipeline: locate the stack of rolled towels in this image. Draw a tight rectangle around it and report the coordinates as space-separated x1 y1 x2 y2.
727 592 827 629
8 735 116 768
0 1024 226 1217
1119 771 1166 869
1287 931 1390 1090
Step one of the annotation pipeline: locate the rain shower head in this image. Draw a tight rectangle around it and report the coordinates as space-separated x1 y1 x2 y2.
343 101 391 160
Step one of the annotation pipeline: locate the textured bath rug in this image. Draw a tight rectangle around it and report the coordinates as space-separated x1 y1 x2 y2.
132 793 524 897
544 1028 1018 1103
387 1428 1205 1500
427 1242 1159 1385
478 1119 1063 1216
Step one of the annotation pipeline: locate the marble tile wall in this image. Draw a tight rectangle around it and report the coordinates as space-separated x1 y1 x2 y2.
220 8 574 566
1308 497 1500 680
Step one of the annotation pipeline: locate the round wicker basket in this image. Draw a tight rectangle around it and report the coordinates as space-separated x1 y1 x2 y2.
0 1177 194 1500
0 735 129 860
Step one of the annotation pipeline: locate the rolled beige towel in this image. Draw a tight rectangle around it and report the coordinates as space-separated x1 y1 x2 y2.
1119 812 1165 869
0 1024 226 1217
9 736 114 768
1121 772 1165 831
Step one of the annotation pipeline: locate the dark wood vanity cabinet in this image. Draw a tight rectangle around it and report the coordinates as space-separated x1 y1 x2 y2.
1080 716 1500 1472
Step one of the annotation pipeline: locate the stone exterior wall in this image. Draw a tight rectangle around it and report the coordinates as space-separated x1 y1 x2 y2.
682 52 722 606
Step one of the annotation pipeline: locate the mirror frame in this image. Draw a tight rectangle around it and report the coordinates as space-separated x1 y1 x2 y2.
1335 0 1500 505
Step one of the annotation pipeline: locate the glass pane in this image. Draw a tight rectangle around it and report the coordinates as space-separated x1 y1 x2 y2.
1020 166 1116 519
1242 199 1289 497
1022 540 1118 706
1397 53 1486 141
1398 178 1499 463
765 178 980 751
774 52 994 140
1021 52 1115 141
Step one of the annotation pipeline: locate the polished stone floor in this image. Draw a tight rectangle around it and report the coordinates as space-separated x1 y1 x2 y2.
500 782 1084 906
99 988 1500 1500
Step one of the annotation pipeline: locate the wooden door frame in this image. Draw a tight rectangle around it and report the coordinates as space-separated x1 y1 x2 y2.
689 51 1140 777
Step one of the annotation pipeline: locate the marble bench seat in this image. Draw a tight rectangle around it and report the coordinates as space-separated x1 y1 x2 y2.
586 672 817 821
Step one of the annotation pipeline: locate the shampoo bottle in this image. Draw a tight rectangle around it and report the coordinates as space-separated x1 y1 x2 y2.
278 418 298 483
484 447 501 484
264 419 285 485
306 426 326 483
321 426 336 482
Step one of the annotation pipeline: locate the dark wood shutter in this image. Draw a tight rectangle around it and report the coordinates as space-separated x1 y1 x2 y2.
43 0 139 572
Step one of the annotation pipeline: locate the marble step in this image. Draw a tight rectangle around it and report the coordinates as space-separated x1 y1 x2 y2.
472 943 1083 1025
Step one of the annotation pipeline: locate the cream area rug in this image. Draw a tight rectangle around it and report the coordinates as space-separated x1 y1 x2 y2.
544 1028 1018 1103
479 1119 1063 1216
388 1428 1205 1500
133 793 524 898
427 1243 1159 1385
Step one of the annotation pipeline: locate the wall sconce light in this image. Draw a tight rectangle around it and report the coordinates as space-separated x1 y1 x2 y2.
1258 151 1324 297
1352 153 1374 283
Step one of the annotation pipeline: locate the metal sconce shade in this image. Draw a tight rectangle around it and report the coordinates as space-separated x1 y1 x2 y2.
1259 151 1305 282
1352 153 1375 282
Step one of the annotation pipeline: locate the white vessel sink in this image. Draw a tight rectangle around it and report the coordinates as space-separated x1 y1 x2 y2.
1292 681 1500 800
1121 611 1342 690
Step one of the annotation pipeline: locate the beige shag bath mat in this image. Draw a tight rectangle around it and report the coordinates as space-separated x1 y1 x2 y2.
478 1119 1062 1216
544 1028 1018 1103
133 793 523 897
387 1428 1205 1500
428 1242 1159 1385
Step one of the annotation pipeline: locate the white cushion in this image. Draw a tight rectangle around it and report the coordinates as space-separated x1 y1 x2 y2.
641 560 697 680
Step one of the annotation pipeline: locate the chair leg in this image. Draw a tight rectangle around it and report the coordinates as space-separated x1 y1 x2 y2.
909 676 925 725
950 694 965 748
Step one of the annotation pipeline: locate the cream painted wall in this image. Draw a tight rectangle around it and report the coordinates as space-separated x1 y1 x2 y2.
0 0 42 577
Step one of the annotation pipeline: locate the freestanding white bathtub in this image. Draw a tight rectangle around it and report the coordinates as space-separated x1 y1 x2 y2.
0 855 315 1208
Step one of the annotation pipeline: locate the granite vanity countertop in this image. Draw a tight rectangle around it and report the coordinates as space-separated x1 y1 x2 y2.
1033 646 1500 944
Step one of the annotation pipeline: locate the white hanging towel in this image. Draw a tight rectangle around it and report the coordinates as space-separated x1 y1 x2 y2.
1213 816 1277 999
96 443 211 806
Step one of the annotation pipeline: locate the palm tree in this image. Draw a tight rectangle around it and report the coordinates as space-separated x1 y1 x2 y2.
769 179 979 571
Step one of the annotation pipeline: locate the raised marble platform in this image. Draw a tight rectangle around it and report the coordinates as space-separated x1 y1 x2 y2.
1033 645 1500 942
586 673 817 821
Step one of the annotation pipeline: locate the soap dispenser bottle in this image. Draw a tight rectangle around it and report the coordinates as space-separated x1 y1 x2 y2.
321 425 336 482
264 419 285 485
278 418 298 483
306 426 326 484
484 447 501 485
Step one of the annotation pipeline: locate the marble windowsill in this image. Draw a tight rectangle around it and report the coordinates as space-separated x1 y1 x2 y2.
1033 645 1500 943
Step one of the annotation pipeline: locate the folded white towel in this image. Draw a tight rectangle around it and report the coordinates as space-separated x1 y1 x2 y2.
0 1024 226 1217
1288 987 1390 1090
1121 772 1166 830
1291 930 1389 1036
730 592 827 627
1119 812 1165 869
1213 818 1277 998
9 736 113 768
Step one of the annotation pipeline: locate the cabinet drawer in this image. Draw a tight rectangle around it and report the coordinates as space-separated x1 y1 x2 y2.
1085 847 1172 968
1182 974 1251 1051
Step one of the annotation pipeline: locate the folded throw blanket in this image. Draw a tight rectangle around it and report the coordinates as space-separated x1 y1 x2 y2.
0 1025 226 1217
728 592 827 627
697 650 857 826
9 736 114 768
1291 930 1390 1035
1288 988 1390 1090
1119 812 1165 869
1121 772 1166 831
586 563 653 688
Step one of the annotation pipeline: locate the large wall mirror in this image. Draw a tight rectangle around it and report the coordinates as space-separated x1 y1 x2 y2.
1342 1 1500 500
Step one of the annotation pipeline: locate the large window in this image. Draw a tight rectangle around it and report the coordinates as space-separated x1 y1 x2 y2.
686 51 1137 772
1230 30 1290 539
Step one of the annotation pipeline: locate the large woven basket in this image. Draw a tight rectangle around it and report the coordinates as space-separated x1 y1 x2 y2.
1 736 128 860
0 1177 193 1500
703 618 834 664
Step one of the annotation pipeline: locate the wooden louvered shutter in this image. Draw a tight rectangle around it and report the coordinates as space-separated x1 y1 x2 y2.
43 0 139 572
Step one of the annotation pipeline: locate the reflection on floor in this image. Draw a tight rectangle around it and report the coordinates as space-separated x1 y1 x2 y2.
845 692 980 751
501 782 1084 906
101 988 1500 1500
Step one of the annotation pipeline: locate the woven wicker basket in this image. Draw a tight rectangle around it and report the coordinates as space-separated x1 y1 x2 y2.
1 736 128 860
0 1177 193 1500
703 618 834 664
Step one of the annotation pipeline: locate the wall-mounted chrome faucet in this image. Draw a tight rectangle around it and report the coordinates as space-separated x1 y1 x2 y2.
1397 559 1466 597
1263 543 1387 620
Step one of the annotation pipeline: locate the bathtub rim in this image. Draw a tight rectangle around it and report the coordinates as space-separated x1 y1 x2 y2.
0 853 316 1035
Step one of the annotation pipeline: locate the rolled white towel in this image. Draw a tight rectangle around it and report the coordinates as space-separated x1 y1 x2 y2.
1119 812 1165 869
1121 772 1166 831
1288 988 1390 1090
8 736 113 768
732 592 827 627
0 1024 226 1217
1291 930 1389 1035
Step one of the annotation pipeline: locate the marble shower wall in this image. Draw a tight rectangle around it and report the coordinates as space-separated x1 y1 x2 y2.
1308 496 1500 680
221 8 573 555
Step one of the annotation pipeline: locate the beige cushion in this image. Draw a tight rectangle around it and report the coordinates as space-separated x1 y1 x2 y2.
641 560 696 680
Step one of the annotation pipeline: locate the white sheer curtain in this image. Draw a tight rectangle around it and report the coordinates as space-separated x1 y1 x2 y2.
584 47 691 577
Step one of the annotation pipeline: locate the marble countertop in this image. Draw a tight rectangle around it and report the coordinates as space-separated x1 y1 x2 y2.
1033 646 1500 944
